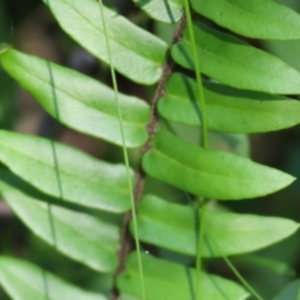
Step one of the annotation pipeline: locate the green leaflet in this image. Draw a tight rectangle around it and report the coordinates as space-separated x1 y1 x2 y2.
171 21 300 94
273 279 300 300
131 195 300 257
133 0 183 23
0 170 119 272
0 257 107 300
117 252 249 300
142 131 295 200
191 0 300 40
0 130 131 213
43 0 167 85
158 73 300 133
0 49 150 148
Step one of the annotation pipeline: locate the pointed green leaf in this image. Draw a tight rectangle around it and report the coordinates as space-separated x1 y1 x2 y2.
191 0 300 40
142 131 295 199
0 170 120 272
132 195 299 257
0 49 150 148
133 0 183 23
0 257 106 300
171 22 300 94
117 252 249 300
159 73 300 133
273 279 300 300
0 130 131 213
43 0 167 85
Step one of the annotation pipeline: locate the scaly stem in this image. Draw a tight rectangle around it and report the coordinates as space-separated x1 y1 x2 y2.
183 1 209 299
97 2 146 300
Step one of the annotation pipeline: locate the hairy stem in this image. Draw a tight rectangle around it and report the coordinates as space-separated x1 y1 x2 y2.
113 11 187 297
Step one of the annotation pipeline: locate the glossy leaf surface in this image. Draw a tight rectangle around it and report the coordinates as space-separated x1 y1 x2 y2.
0 257 106 300
0 130 131 213
0 49 150 148
43 0 167 84
171 22 300 94
159 73 300 133
191 0 300 40
117 252 248 300
132 195 299 257
0 171 120 272
142 131 295 199
133 0 183 23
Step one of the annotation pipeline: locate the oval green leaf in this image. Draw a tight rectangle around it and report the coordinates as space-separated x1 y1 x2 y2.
0 257 107 300
43 0 167 85
191 0 300 40
132 195 299 257
0 171 120 272
171 22 300 94
117 252 249 300
0 49 150 148
0 130 131 213
159 73 300 133
142 131 295 200
133 0 183 23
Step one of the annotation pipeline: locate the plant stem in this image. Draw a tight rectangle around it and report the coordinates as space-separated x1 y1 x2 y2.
183 1 209 299
97 2 146 299
112 8 187 300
